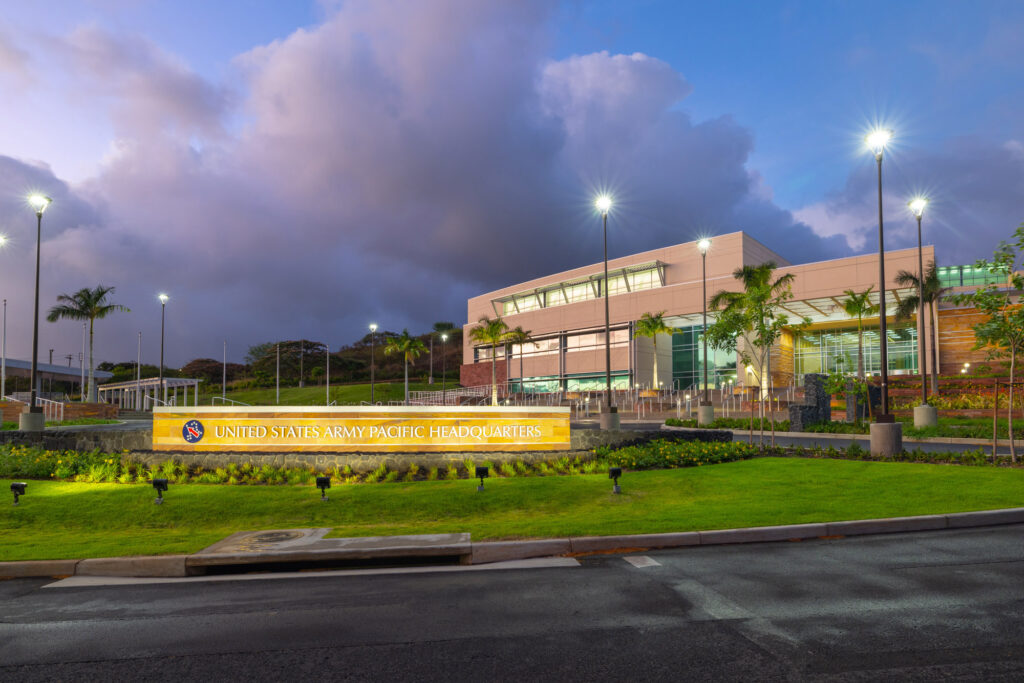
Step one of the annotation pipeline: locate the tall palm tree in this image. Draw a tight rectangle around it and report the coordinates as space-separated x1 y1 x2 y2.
895 262 951 394
383 329 427 405
839 287 878 380
469 315 509 405
634 311 672 389
504 326 532 397
46 285 129 402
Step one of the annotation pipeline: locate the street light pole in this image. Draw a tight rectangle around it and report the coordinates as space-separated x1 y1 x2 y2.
867 130 892 421
325 343 330 405
595 195 619 429
910 198 928 407
222 339 227 402
369 323 378 404
136 331 141 411
441 333 448 403
157 294 168 406
22 195 51 430
1 298 6 400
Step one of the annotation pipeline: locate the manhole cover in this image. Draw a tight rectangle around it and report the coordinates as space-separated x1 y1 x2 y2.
250 531 305 544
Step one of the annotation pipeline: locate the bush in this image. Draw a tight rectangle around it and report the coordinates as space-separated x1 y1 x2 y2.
596 440 757 470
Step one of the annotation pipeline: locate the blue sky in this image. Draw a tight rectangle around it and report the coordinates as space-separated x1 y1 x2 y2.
0 0 1021 365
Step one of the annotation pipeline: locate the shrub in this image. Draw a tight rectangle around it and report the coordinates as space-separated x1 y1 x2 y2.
597 440 757 470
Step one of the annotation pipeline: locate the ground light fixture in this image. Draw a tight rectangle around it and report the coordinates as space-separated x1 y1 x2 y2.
11 482 27 505
316 475 331 501
609 467 622 494
475 465 489 492
152 478 169 504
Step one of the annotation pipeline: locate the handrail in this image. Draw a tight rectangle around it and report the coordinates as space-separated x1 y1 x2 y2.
144 395 170 408
212 396 252 406
34 396 65 423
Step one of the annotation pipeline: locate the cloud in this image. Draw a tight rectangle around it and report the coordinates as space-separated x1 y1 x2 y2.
0 28 30 84
3 0 855 367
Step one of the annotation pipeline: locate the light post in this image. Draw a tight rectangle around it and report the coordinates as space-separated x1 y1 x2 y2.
595 195 619 430
908 197 936 428
136 331 142 410
369 323 378 404
158 294 168 406
21 194 51 431
1 297 6 400
325 343 330 405
697 238 714 425
866 128 902 455
222 339 227 402
441 332 448 404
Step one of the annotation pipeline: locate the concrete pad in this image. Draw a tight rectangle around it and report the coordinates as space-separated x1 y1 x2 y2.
699 523 829 546
0 559 80 578
471 539 572 564
570 532 699 554
76 554 188 577
826 514 947 537
945 508 1024 529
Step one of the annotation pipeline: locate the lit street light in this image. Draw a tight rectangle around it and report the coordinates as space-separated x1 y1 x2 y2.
697 238 713 425
595 195 619 429
369 323 378 404
22 194 51 431
441 332 448 403
908 197 932 418
866 129 893 421
158 293 168 406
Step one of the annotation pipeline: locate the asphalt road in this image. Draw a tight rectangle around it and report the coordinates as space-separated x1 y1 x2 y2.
2 524 1023 681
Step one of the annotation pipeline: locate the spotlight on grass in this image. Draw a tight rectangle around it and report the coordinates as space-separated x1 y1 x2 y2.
316 475 331 501
609 467 622 494
475 466 489 492
152 478 169 504
11 482 27 506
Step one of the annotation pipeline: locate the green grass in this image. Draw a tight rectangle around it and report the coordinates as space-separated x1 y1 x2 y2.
198 381 443 406
1 418 120 431
4 458 1024 561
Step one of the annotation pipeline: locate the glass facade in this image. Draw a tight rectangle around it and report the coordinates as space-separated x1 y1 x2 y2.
794 323 917 376
500 266 662 315
671 326 737 390
936 265 1004 289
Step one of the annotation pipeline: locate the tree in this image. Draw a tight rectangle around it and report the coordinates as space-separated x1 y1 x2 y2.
469 316 509 406
705 262 808 446
46 285 129 402
180 358 247 387
384 329 427 405
504 326 532 396
839 287 878 381
634 311 673 389
949 225 1024 462
895 262 951 395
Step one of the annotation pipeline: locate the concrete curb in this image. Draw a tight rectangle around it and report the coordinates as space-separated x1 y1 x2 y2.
4 508 1023 578
661 424 1024 448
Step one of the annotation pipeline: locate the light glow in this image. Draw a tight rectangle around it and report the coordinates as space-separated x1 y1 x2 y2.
908 197 928 218
865 129 892 156
28 194 52 214
595 195 612 214
0 235 6 247
697 238 711 254
158 293 169 304
369 323 378 333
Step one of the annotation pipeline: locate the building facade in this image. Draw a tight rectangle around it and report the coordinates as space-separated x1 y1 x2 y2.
460 232 1005 394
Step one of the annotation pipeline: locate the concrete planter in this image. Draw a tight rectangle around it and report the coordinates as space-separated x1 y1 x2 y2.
913 404 938 428
869 422 903 457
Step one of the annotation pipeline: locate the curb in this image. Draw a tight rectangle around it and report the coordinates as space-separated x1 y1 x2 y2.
4 508 1023 578
662 424 1024 448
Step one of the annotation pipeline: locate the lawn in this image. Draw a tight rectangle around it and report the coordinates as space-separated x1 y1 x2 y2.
198 381 443 406
1 418 121 431
3 457 1023 562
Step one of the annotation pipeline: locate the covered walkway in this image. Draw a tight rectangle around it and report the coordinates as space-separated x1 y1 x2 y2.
97 377 202 410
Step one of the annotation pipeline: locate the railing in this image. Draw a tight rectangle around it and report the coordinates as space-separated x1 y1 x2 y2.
144 395 170 409
212 396 252 406
35 397 64 422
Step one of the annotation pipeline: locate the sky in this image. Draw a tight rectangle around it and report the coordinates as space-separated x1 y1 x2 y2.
0 0 1022 368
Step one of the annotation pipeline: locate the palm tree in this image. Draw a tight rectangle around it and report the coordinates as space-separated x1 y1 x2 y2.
504 326 532 398
46 285 129 402
839 287 878 380
634 311 672 389
383 329 427 405
895 262 951 394
469 316 509 405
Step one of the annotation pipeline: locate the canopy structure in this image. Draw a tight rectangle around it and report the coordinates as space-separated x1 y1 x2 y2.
97 377 202 410
1 358 112 400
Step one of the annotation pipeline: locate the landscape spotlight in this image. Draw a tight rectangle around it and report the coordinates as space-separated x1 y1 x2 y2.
152 478 169 504
11 482 26 505
609 466 622 494
316 475 331 501
475 465 489 492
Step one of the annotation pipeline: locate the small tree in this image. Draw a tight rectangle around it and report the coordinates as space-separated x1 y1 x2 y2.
949 225 1024 462
839 287 878 381
706 262 808 446
504 326 532 397
895 262 951 395
634 311 673 390
46 285 129 402
383 330 427 405
469 316 509 406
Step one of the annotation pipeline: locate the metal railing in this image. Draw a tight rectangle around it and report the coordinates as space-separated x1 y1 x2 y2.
212 396 252 407
3 395 65 422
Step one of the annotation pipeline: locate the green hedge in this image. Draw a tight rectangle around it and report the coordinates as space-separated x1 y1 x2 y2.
596 439 757 470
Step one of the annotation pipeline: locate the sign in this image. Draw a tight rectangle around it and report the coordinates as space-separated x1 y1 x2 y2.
152 406 571 452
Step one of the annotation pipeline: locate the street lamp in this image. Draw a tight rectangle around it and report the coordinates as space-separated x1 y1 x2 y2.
441 332 448 403
908 197 930 413
697 238 713 425
866 129 893 422
158 293 168 407
21 194 51 431
595 195 619 429
369 323 378 404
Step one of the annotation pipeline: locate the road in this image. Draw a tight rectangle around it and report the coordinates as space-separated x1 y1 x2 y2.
2 525 1023 681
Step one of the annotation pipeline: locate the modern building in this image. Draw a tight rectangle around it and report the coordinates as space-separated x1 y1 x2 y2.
459 231 1004 394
